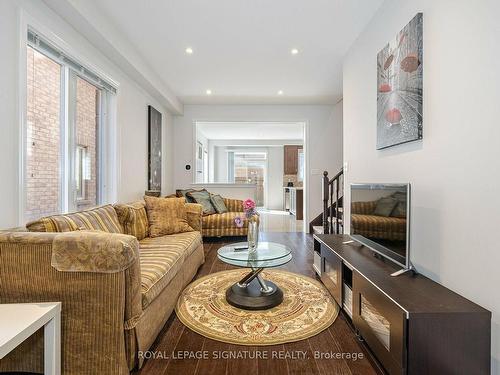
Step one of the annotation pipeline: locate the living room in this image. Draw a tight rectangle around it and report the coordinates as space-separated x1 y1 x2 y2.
0 0 499 374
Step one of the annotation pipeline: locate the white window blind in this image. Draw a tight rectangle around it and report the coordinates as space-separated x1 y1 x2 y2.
27 29 117 94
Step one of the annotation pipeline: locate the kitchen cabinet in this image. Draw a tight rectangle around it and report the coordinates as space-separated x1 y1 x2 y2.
284 145 303 175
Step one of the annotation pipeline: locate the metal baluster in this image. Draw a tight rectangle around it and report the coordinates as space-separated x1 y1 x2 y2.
322 171 329 234
335 177 340 234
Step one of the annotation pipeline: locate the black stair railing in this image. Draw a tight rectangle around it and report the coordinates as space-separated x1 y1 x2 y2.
322 169 344 234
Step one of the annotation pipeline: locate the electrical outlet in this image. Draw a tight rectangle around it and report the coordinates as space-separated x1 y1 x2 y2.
311 168 321 175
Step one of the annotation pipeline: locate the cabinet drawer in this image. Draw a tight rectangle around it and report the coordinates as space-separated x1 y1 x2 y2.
320 245 342 306
353 271 407 375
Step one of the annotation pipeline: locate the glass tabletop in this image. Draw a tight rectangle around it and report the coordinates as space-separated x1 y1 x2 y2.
217 242 292 268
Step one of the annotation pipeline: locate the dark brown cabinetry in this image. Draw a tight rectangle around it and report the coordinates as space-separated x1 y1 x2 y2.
321 245 342 304
284 145 302 175
288 188 303 220
314 234 491 375
353 271 406 374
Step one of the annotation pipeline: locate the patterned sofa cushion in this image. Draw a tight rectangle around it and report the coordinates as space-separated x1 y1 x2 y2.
144 196 194 237
26 205 123 233
114 201 149 240
210 194 228 214
176 189 196 203
185 203 203 232
373 197 399 217
186 190 216 215
139 231 202 308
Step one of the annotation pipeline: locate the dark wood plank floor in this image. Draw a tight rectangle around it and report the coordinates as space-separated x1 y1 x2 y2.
135 232 382 375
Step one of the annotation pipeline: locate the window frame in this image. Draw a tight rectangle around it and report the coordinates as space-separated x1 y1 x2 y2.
18 14 119 225
75 144 88 202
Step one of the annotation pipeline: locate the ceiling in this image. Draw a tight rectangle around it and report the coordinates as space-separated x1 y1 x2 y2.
197 122 304 140
89 0 383 105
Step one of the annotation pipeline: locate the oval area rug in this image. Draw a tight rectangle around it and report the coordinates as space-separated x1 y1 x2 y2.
175 269 339 345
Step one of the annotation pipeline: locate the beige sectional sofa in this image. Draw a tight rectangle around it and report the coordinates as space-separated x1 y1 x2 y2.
0 201 204 374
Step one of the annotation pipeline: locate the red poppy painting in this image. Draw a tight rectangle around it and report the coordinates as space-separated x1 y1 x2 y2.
377 13 423 149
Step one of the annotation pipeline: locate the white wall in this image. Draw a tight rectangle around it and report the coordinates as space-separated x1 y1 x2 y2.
173 104 343 229
0 0 175 227
343 0 500 371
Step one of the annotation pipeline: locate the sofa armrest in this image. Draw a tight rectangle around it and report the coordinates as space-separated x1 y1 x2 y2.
185 203 203 232
51 230 138 273
223 198 244 212
0 231 142 374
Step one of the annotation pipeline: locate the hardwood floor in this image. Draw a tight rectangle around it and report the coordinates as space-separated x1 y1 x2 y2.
135 232 382 375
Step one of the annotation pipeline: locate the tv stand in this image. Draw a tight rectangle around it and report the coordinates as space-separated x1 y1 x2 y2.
390 265 416 277
313 234 491 375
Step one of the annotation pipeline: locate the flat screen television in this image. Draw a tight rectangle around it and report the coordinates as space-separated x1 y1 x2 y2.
350 183 411 272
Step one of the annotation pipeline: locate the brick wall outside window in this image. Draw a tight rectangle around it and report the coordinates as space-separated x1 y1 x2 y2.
25 47 100 221
75 77 99 211
26 47 61 221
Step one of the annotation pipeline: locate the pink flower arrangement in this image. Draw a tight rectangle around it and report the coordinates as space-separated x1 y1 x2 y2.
243 198 258 219
243 199 256 211
234 198 259 227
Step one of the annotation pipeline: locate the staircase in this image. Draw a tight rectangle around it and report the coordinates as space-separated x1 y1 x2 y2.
310 169 344 235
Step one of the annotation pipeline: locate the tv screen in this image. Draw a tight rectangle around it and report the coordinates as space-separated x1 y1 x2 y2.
350 183 410 268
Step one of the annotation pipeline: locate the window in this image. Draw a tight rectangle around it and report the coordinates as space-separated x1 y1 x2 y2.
25 47 62 220
73 76 100 210
231 152 267 207
24 30 116 222
75 145 89 201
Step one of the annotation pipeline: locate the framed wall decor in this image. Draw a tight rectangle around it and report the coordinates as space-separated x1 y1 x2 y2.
148 105 162 191
377 13 423 149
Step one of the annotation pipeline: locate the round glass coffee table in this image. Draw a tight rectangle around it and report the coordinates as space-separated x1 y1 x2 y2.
217 241 292 310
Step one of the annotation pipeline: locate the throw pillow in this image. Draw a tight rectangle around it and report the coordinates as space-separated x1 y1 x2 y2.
186 190 216 215
113 201 149 240
176 189 196 203
390 192 407 218
373 197 398 217
210 194 228 214
144 196 194 237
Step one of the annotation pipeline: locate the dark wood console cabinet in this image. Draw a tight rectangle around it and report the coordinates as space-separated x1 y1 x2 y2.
314 234 491 375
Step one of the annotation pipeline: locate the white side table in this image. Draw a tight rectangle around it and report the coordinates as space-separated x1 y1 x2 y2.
0 302 61 375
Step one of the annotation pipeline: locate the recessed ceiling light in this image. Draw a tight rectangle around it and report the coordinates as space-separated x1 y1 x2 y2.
206 89 212 95
277 90 284 95
291 48 299 55
185 47 193 54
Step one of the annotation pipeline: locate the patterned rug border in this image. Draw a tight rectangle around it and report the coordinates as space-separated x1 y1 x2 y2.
175 269 340 346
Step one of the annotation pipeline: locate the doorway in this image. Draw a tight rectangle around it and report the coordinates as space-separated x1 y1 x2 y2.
194 121 307 232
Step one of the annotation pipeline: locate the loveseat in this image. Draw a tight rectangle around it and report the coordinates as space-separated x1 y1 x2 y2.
0 200 204 374
175 189 258 237
350 201 406 241
201 197 253 237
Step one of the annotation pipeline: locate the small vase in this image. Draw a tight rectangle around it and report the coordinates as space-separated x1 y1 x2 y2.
247 218 259 254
